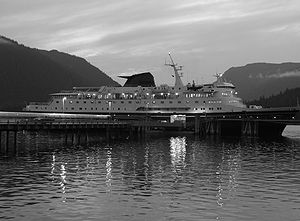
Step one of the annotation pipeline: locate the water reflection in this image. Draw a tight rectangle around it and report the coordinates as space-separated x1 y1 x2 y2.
50 153 55 181
216 143 241 207
1 133 300 221
170 137 186 170
106 147 112 192
60 163 67 202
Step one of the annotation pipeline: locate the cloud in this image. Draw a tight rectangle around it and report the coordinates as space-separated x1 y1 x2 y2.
268 71 300 78
1 0 300 84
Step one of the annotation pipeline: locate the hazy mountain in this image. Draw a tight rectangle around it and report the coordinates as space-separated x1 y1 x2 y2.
223 63 300 101
0 36 119 111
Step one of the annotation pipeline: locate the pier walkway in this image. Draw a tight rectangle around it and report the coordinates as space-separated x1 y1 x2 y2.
0 108 299 154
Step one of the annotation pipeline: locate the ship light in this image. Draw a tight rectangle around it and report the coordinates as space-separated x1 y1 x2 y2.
146 93 149 96
175 93 179 96
160 93 163 96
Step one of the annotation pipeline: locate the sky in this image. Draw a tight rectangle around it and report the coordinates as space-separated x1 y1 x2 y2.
1 0 300 85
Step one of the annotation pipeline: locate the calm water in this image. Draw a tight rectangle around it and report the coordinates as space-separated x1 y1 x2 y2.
0 126 300 221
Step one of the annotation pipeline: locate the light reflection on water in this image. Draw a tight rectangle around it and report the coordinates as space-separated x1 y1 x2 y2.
0 131 300 221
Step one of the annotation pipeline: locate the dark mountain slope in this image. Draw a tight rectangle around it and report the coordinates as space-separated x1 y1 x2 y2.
247 87 300 108
40 49 119 87
0 36 119 110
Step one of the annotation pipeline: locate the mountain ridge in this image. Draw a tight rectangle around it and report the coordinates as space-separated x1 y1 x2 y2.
0 35 119 110
223 62 300 101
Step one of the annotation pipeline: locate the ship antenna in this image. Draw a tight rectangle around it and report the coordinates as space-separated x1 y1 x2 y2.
165 52 184 88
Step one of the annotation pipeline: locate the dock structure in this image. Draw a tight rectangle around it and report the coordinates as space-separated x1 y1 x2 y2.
192 107 300 137
0 118 150 154
0 107 299 154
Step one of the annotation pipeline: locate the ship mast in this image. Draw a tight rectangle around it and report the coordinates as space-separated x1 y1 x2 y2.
165 52 184 88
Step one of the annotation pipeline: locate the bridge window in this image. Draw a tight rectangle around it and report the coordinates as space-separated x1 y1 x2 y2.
178 101 181 104
76 101 79 103
169 101 173 104
161 101 164 104
84 101 86 104
56 101 59 103
195 101 199 103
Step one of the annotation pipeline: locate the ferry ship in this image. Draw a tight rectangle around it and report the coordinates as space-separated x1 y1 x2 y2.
24 54 247 115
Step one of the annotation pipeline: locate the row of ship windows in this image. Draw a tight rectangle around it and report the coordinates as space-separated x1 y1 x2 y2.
35 106 223 111
194 107 222 110
36 107 127 111
55 100 223 104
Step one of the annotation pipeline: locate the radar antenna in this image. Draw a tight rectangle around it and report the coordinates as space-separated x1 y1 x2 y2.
165 52 184 88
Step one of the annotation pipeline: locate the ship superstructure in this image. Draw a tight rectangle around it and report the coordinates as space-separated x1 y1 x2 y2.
24 54 247 115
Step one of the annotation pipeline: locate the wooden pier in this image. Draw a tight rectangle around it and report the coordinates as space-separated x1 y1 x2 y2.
0 107 299 154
